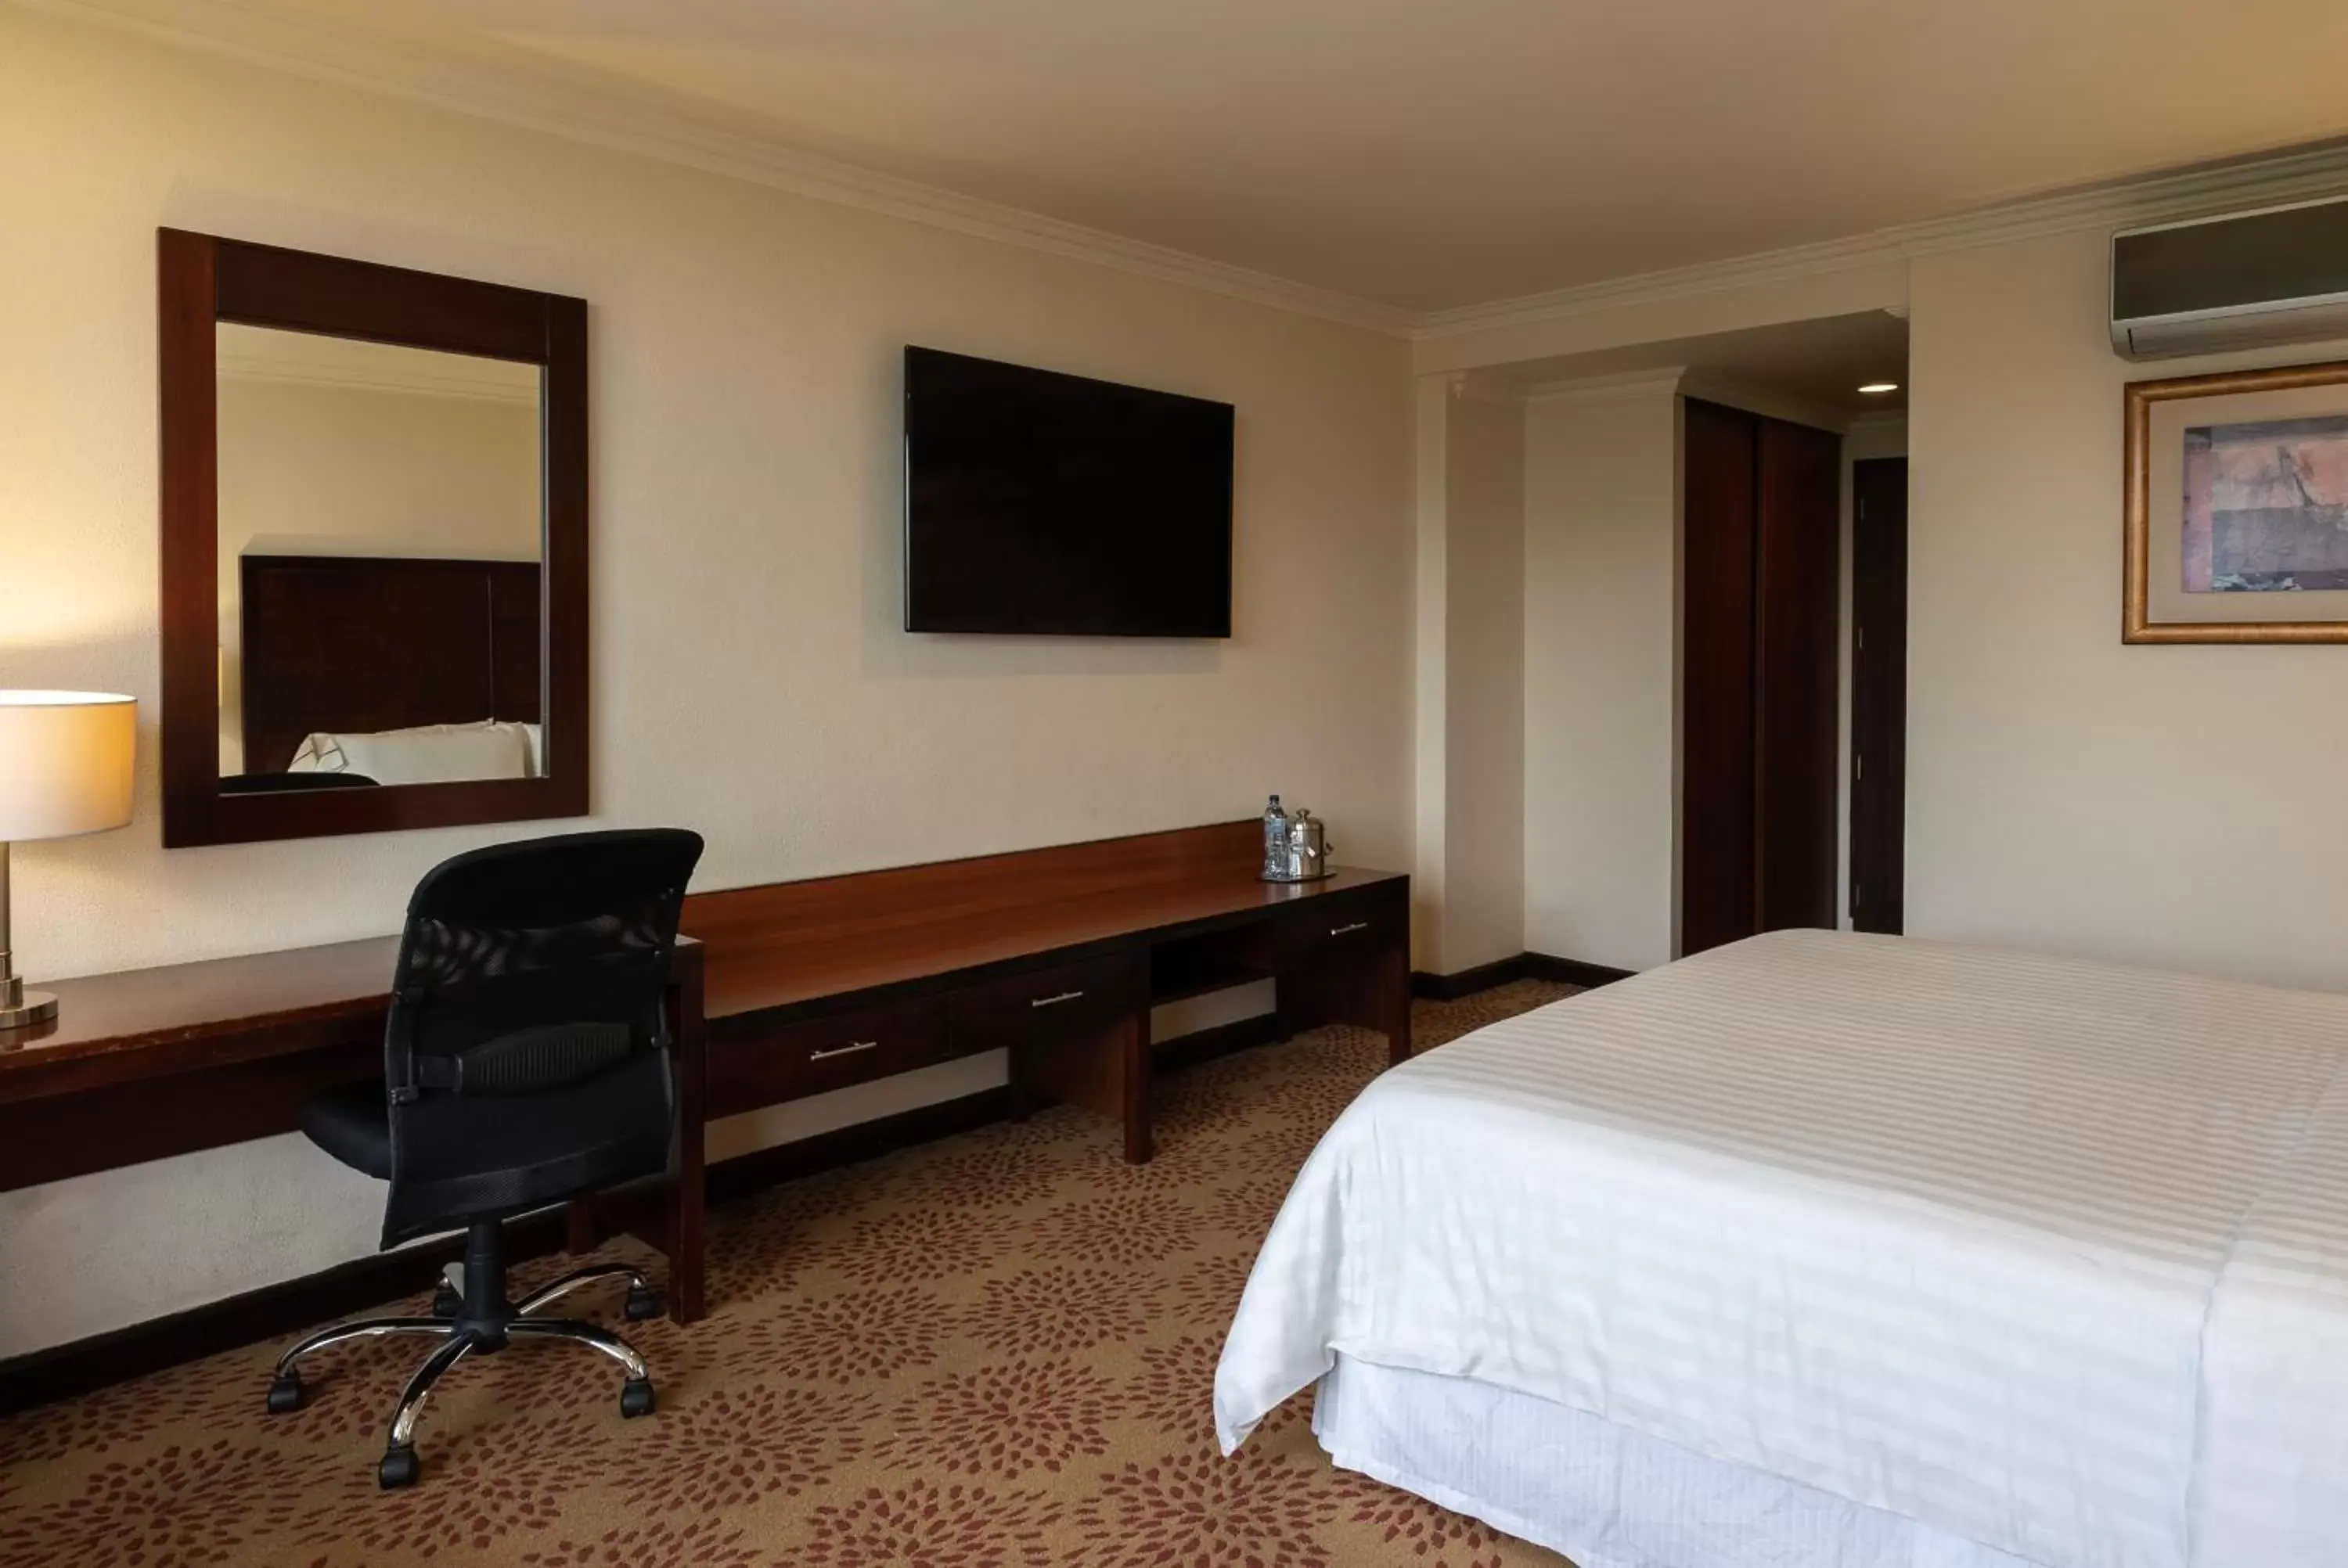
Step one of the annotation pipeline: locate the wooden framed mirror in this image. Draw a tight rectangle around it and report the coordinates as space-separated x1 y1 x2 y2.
157 229 588 847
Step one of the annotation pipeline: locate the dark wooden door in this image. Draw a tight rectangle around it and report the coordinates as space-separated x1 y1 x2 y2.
1753 418 1842 933
1849 457 1908 933
1679 401 1841 955
1679 399 1759 957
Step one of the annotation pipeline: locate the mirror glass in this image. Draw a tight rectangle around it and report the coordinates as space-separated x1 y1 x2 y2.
214 323 546 793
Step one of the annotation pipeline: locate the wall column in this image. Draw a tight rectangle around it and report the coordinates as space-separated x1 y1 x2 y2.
1412 374 1526 976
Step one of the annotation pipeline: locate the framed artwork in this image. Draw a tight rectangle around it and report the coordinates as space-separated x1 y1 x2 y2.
2125 358 2348 643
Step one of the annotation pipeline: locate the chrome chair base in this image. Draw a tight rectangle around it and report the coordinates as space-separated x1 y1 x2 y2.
266 1261 661 1488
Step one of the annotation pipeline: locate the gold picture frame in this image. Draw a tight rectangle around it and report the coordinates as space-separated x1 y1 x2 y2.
2125 358 2348 643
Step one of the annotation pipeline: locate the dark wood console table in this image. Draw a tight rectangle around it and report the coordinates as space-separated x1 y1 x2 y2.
683 820 1410 1167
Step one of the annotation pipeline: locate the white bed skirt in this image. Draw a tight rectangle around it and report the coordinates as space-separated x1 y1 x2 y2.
1312 1355 2047 1568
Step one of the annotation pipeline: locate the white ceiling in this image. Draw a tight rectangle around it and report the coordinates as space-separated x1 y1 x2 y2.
114 0 2348 312
1501 311 1910 421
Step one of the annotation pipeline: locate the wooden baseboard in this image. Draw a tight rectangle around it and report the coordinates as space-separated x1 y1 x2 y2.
0 1012 1291 1415
1519 952 1637 991
1410 953 1536 1000
1412 951 1637 1000
0 1210 570 1418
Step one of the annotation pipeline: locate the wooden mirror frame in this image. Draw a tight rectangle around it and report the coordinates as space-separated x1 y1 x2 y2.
157 229 589 847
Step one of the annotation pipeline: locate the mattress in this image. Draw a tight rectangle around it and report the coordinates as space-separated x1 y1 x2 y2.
1215 930 2348 1568
1313 1354 2043 1568
2191 1051 2348 1562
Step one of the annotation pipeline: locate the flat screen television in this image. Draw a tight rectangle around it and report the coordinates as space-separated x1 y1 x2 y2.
903 346 1234 637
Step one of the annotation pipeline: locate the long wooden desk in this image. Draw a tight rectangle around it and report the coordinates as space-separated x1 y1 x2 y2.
684 821 1411 1166
0 937 709 1317
0 821 1408 1393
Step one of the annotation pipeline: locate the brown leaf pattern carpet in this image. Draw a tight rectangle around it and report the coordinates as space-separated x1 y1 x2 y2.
0 981 1577 1566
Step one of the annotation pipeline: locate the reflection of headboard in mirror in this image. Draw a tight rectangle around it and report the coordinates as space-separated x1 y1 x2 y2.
238 555 542 774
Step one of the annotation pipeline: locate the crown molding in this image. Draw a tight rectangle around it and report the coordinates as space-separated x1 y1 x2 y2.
1416 233 1905 343
25 0 2348 351
1882 138 2348 257
1522 366 1688 405
19 0 1415 337
1414 142 2348 343
216 352 539 404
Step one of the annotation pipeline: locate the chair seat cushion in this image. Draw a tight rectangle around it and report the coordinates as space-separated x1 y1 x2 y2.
301 1079 394 1179
301 1052 672 1238
397 1050 669 1194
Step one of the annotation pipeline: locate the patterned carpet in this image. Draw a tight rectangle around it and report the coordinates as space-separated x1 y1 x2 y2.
0 981 1576 1567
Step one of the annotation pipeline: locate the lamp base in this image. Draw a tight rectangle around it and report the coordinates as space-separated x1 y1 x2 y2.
0 966 56 1029
0 990 56 1029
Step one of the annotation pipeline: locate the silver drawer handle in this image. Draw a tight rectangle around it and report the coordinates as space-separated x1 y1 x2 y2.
1030 990 1086 1009
1330 921 1370 937
808 1040 880 1061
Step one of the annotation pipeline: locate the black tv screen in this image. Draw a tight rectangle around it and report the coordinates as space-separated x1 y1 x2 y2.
903 346 1234 637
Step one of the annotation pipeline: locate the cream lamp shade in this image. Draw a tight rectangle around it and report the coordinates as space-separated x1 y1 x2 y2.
0 691 135 1029
0 691 136 840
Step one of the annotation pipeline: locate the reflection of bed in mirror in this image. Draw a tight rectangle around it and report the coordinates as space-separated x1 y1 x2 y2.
236 554 542 788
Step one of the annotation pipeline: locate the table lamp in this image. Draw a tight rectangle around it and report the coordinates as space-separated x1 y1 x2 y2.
0 692 135 1028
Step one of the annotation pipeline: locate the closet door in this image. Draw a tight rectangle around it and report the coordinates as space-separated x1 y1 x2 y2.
1679 399 1758 957
1678 400 1841 957
1752 417 1842 933
1849 458 1910 933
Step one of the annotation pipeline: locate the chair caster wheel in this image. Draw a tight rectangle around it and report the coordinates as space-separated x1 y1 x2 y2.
619 1378 656 1419
431 1282 462 1319
265 1373 304 1415
623 1285 664 1322
377 1445 420 1489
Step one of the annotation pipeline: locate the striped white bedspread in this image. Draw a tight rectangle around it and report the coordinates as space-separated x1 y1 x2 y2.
1213 930 2348 1568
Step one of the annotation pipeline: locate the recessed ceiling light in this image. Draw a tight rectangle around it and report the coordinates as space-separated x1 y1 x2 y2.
1858 381 1900 394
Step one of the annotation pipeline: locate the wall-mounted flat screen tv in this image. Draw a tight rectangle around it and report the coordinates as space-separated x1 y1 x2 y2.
903 346 1234 637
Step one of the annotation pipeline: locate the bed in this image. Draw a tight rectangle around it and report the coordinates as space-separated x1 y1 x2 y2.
1214 930 2348 1568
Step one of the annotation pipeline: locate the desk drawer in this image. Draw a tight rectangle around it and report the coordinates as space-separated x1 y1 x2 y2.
706 996 952 1115
1279 886 1405 966
950 954 1137 1048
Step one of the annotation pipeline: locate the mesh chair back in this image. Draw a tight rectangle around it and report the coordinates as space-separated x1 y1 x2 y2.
380 828 704 1245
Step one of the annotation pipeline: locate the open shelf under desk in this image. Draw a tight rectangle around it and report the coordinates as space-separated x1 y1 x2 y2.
1148 921 1280 1008
1148 957 1276 1008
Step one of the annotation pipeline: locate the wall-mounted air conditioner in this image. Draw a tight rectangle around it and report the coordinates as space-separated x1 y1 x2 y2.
2111 195 2348 360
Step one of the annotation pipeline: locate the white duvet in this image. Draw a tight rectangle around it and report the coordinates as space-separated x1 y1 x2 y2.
1214 930 2348 1568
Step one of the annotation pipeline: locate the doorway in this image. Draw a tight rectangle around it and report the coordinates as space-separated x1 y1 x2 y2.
1848 457 1908 933
1680 399 1841 955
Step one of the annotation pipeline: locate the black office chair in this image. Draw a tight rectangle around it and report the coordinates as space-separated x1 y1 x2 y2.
264 827 705 1488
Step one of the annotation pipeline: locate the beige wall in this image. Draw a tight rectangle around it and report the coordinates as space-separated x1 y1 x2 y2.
1438 387 1526 972
1410 377 1451 964
0 12 1412 1354
1521 378 1681 971
1409 379 1525 974
1509 217 2348 995
215 373 543 771
1907 231 2348 990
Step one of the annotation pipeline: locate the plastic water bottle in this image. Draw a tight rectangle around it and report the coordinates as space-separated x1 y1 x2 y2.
1262 794 1288 879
